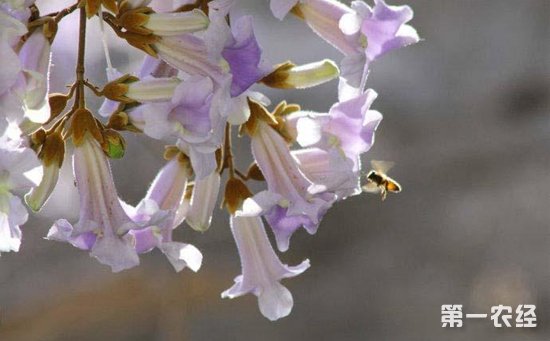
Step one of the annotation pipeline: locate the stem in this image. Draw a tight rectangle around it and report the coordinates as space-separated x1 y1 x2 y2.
223 123 235 178
83 80 103 97
235 169 248 181
75 7 87 109
53 3 79 23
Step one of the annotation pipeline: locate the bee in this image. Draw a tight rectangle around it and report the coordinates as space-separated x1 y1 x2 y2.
362 160 402 200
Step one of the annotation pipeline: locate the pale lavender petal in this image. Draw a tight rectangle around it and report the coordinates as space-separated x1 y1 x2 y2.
360 0 420 61
160 242 203 272
298 0 357 55
325 89 382 157
186 171 220 231
222 16 270 97
90 232 140 272
0 193 26 253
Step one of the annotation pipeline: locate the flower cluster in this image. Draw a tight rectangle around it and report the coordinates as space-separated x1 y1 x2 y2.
0 0 418 321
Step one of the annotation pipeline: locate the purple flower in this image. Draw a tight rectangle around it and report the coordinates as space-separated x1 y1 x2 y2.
0 7 51 126
47 134 141 272
249 121 335 251
290 89 382 170
205 1 270 97
339 0 420 92
270 0 419 94
222 215 309 321
292 147 360 199
131 76 227 178
125 157 202 272
221 16 271 97
341 0 420 62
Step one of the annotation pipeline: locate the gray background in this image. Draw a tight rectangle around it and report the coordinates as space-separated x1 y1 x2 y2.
1 0 549 340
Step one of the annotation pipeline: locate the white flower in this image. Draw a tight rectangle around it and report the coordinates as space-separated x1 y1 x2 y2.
0 128 41 253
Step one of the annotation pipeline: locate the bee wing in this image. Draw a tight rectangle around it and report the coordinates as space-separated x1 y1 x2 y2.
362 182 380 193
370 160 395 174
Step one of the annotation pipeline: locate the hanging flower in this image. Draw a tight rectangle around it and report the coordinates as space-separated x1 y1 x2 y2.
47 109 142 272
125 151 202 272
242 101 335 251
222 215 310 321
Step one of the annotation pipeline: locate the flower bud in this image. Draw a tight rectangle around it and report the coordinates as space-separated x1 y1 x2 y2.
102 74 140 103
144 10 209 36
107 111 129 130
25 132 65 212
125 77 181 102
262 59 339 89
101 129 126 159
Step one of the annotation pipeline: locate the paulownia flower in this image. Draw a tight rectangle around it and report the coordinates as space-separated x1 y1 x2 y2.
270 0 419 95
243 102 335 251
130 76 227 178
125 155 202 272
222 214 309 321
289 89 382 171
47 109 142 272
0 5 51 127
0 125 41 254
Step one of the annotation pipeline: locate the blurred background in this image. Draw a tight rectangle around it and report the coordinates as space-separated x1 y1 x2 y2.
1 0 550 340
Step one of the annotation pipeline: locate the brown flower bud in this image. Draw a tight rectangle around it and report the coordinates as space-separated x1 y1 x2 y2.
107 111 129 130
102 75 140 104
163 145 181 161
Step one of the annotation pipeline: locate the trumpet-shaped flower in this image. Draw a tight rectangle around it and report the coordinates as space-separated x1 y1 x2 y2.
270 0 419 94
292 147 360 200
126 156 202 272
339 0 420 92
250 121 335 251
290 89 382 170
47 132 141 272
222 215 310 321
131 76 226 178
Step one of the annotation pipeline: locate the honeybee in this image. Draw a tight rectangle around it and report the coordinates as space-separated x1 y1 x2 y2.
362 160 402 200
